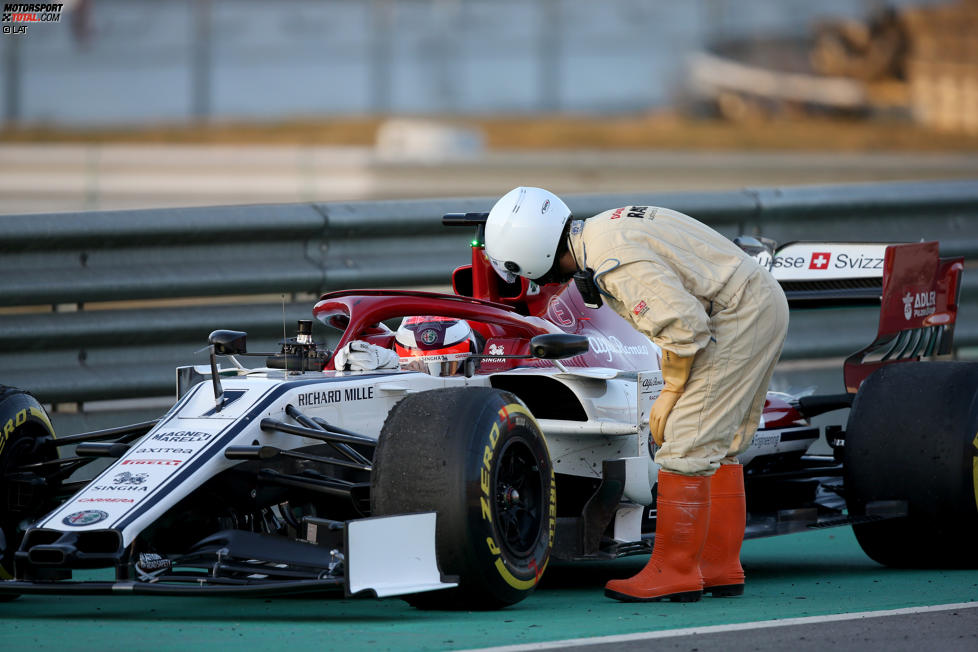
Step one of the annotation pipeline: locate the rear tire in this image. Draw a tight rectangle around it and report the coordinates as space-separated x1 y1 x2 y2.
844 362 978 568
371 387 555 609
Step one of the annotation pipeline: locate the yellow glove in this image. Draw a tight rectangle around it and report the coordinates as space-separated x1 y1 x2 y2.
650 350 694 447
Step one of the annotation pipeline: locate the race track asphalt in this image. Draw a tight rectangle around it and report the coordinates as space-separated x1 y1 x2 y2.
2 527 977 651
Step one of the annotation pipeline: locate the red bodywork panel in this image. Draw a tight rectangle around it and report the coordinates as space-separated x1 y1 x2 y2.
843 241 964 392
760 394 806 429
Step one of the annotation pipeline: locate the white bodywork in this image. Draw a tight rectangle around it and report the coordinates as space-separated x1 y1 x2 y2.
37 355 817 596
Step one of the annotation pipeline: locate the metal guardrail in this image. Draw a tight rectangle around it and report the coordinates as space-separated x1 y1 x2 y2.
2 179 977 422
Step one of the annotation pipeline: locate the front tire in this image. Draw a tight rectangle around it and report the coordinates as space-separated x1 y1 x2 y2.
371 387 555 609
0 386 59 590
844 362 978 568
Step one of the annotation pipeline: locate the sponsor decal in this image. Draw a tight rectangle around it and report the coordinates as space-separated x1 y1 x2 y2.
903 290 936 320
588 334 650 362
296 385 374 407
772 243 889 281
482 343 507 364
136 552 172 582
641 375 664 391
151 430 213 443
632 300 649 318
480 411 504 522
134 447 193 455
834 253 884 270
2 406 27 456
89 484 149 493
420 328 438 345
547 296 576 328
137 552 171 572
610 206 655 220
752 434 780 448
114 471 148 485
809 252 831 269
78 497 134 504
773 255 806 270
399 352 468 366
88 471 151 493
479 403 555 590
298 389 341 406
570 220 584 235
62 509 108 527
541 199 550 213
121 458 182 466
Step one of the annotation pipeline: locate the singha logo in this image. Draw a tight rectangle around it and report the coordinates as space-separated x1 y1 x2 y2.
902 292 913 320
113 471 149 485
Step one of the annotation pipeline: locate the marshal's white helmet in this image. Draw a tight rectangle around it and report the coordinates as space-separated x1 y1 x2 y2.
484 187 572 283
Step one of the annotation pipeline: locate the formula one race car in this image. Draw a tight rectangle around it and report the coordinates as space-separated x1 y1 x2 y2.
0 212 973 609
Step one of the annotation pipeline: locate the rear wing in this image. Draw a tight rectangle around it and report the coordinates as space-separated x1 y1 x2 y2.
771 241 963 393
772 242 890 306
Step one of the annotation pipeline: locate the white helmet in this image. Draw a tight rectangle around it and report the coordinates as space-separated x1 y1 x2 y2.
484 187 572 283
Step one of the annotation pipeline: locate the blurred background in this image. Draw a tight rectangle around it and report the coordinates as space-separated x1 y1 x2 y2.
1 0 977 214
2 0 977 431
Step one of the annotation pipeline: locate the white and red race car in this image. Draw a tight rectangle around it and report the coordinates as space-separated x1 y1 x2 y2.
0 212 972 608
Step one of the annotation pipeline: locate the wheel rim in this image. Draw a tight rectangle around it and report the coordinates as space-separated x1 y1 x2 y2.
493 435 545 558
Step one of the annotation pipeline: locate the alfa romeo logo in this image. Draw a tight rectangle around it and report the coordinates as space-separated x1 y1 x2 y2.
62 510 109 527
420 328 438 345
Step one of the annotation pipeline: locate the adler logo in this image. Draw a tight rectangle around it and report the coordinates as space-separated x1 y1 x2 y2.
903 290 936 320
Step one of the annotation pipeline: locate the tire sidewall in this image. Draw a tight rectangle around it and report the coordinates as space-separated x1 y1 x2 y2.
0 388 57 579
458 396 555 603
0 389 57 475
844 362 978 566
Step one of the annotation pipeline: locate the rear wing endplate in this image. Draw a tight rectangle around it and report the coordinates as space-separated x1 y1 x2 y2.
770 240 963 392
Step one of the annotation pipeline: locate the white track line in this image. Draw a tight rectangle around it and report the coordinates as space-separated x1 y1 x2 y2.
461 601 978 652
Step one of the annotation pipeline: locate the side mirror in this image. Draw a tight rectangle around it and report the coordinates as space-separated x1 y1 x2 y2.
529 333 589 359
209 329 248 355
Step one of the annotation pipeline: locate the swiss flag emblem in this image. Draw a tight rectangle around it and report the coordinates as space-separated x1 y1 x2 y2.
809 252 831 270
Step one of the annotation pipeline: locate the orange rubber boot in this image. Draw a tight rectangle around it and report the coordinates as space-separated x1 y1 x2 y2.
700 463 746 597
604 470 710 602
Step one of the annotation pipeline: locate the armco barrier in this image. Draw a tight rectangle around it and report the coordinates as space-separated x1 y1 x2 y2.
1 179 977 431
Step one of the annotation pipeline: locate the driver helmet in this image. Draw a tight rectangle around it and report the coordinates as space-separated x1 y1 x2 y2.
394 316 480 376
484 186 572 283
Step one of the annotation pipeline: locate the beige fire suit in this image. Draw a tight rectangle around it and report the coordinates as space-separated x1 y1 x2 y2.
567 206 789 475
